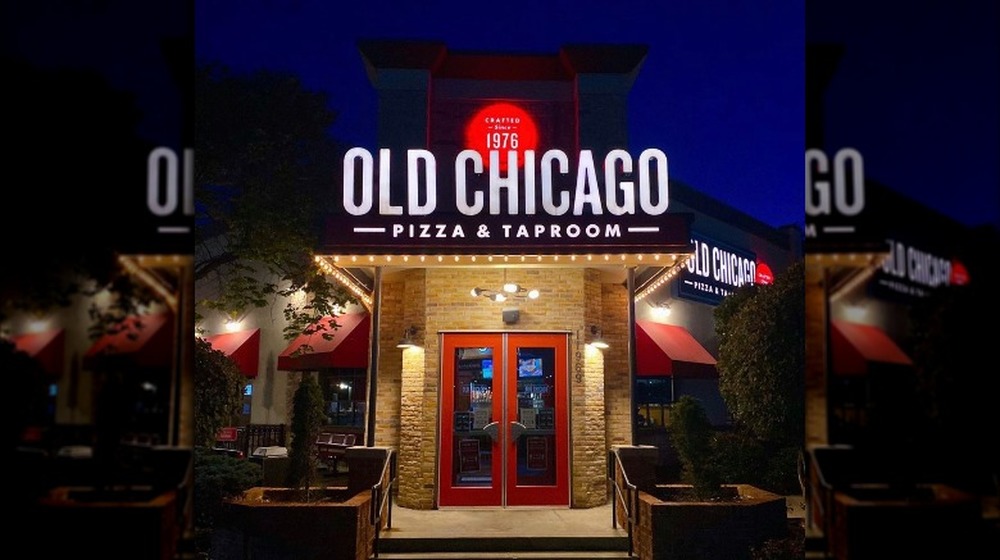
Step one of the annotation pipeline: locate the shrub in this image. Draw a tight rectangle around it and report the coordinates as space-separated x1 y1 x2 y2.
286 373 325 491
668 395 723 499
193 447 261 531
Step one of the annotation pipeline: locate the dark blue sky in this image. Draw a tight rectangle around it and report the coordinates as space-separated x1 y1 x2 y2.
3 1 188 149
808 0 999 231
195 0 805 230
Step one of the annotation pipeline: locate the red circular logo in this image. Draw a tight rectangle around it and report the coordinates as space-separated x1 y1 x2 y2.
465 102 538 171
950 259 969 286
755 262 774 285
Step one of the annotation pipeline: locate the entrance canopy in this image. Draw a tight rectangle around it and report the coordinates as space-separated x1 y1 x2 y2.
635 320 717 378
277 313 370 371
83 312 174 370
205 328 261 378
9 328 65 377
830 319 913 376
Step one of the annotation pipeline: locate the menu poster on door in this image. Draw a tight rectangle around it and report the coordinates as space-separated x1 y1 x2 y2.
536 408 555 430
526 436 547 471
459 439 481 473
520 408 537 429
473 408 491 429
454 411 473 432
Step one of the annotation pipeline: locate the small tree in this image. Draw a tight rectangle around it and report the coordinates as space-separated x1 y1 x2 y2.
668 395 723 499
286 373 325 494
715 260 804 446
713 260 804 495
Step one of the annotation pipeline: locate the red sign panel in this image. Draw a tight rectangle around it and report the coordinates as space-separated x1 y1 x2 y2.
465 102 539 171
216 427 238 442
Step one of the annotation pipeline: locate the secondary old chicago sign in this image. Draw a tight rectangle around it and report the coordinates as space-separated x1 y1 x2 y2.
324 147 692 254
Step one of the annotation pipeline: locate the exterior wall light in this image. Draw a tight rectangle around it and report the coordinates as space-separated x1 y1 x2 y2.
396 325 419 349
588 325 610 349
651 301 672 319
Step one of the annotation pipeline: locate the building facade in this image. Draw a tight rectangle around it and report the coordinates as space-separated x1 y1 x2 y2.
196 41 800 510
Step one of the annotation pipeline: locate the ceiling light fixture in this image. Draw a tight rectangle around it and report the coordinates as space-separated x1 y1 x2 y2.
471 270 540 303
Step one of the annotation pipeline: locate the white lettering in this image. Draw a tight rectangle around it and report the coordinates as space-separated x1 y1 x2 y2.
805 148 864 217
541 150 570 216
343 147 374 216
378 148 402 216
341 147 674 219
573 150 603 215
456 149 484 216
407 149 436 215
637 148 669 215
489 150 520 215
147 147 179 216
605 149 634 216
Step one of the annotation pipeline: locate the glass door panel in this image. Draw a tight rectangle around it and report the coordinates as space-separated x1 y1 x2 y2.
439 334 503 507
440 332 568 507
505 333 569 506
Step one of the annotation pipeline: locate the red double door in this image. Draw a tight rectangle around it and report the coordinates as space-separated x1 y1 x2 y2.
439 332 570 507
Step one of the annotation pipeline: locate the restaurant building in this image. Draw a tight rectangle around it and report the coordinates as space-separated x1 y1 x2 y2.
803 43 1000 558
197 41 800 510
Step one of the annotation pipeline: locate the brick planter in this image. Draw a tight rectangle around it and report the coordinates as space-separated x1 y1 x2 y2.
634 483 786 560
829 483 980 560
214 487 376 560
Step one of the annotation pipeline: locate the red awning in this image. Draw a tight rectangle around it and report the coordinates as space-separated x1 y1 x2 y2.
635 320 717 378
277 313 370 371
10 329 65 377
205 329 260 378
82 313 174 370
831 320 913 376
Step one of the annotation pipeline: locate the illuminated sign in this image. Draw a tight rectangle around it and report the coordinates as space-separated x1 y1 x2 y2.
804 147 866 242
755 262 774 285
327 146 691 255
873 239 969 299
465 103 538 171
678 235 757 305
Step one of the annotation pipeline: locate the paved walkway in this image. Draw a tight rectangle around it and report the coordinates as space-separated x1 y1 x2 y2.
383 502 625 539
382 495 807 540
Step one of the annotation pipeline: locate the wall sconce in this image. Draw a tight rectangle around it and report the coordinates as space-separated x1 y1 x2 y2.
396 325 420 349
471 270 540 302
587 325 609 349
651 300 672 319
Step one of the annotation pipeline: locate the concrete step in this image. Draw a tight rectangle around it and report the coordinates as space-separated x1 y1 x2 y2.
375 552 635 560
378 535 630 554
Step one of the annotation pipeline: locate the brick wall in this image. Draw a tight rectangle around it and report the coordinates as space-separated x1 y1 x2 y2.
602 283 632 450
804 264 828 446
384 267 614 509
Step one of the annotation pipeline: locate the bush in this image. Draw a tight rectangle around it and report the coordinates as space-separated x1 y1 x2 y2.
193 447 261 531
714 431 802 495
668 396 722 499
713 429 768 485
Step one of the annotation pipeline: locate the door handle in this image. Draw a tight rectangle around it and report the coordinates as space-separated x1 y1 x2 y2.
483 421 500 443
509 422 527 442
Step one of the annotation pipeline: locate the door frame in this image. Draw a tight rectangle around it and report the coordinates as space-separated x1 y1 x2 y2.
437 330 571 508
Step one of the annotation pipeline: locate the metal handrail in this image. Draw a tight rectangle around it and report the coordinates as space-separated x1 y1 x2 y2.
607 449 638 558
369 449 397 559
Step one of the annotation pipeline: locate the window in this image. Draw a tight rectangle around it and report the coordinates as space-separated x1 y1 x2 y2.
635 377 673 428
320 368 366 427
